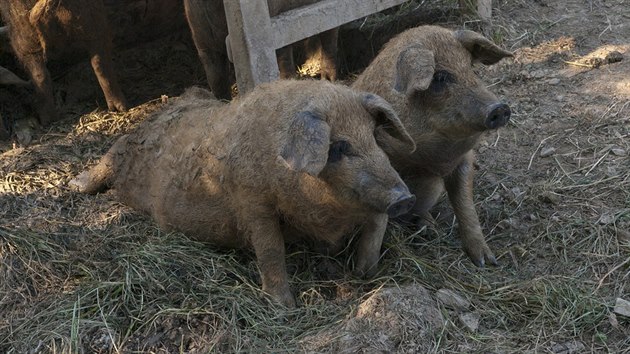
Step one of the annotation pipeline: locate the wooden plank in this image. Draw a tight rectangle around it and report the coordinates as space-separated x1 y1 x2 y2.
269 0 408 49
224 0 280 93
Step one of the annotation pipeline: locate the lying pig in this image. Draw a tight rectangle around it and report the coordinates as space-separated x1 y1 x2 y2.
352 25 513 267
70 80 416 307
184 0 338 100
0 0 127 125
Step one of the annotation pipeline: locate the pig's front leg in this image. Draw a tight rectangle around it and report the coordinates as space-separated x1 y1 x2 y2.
247 215 296 308
21 54 58 125
444 151 497 267
89 44 128 112
354 213 388 278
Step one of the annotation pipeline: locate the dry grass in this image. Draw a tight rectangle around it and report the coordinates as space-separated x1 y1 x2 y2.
2 0 630 352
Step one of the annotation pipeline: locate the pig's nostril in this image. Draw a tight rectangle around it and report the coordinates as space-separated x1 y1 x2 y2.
386 195 416 218
485 103 511 129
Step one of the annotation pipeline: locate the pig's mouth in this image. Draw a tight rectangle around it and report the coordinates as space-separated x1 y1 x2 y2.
386 194 416 218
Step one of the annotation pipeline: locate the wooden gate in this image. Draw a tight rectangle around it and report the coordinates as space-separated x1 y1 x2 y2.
224 0 492 94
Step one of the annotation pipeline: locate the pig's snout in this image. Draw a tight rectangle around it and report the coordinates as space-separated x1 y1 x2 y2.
386 189 416 218
485 103 511 129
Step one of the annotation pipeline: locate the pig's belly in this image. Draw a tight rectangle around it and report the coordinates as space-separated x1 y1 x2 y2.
116 162 244 249
154 188 243 248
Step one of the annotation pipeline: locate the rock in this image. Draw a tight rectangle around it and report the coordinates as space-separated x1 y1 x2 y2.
551 340 586 354
547 78 561 85
598 213 615 225
299 284 444 353
540 191 561 205
613 297 630 317
458 312 480 332
605 51 623 64
436 289 470 311
611 147 626 156
540 147 556 157
531 69 546 78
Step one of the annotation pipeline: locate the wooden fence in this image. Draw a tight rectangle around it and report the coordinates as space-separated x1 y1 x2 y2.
224 0 492 94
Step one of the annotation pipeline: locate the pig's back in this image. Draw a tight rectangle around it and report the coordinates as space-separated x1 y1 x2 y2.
111 92 239 244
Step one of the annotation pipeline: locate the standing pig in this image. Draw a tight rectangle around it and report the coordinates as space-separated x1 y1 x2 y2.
352 25 512 267
184 0 338 100
69 80 416 307
0 0 127 125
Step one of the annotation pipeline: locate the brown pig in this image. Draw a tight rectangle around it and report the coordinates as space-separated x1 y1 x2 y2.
184 0 338 100
69 80 416 307
0 0 127 125
352 25 513 267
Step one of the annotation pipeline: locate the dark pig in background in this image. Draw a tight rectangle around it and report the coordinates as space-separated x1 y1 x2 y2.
183 0 338 99
353 25 513 267
0 0 128 125
70 80 416 307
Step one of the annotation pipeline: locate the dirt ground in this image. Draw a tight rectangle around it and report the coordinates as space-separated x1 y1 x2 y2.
1 0 629 353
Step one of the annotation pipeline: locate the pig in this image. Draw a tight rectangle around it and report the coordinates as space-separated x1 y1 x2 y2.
352 25 513 267
69 80 416 307
184 0 338 100
0 0 127 125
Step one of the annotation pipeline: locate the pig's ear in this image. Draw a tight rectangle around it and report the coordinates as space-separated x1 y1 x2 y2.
393 45 435 97
454 30 513 65
279 111 331 176
0 66 30 86
362 93 416 153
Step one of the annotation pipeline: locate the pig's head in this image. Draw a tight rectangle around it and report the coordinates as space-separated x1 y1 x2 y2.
393 27 512 138
280 90 416 218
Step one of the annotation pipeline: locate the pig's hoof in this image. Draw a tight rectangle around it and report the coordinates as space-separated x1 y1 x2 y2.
68 171 95 193
108 99 129 112
265 288 296 308
353 261 378 279
319 68 337 81
464 243 498 268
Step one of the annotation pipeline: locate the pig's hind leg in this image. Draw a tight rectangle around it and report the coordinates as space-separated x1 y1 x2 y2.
69 135 127 194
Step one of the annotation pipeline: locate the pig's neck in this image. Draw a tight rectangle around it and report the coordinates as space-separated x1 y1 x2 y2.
276 174 370 244
402 131 481 177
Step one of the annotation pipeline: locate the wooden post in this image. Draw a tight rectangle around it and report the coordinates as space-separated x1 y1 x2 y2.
477 0 492 22
223 0 280 94
224 0 408 95
459 0 492 21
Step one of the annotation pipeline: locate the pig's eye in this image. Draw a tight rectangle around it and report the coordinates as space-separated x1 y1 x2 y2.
328 140 352 163
430 70 456 93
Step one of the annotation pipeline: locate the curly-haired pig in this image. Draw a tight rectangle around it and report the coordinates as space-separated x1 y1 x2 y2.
352 25 513 267
0 0 127 125
184 0 338 100
69 80 416 307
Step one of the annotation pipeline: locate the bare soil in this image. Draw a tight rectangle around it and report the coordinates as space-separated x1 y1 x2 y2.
1 0 629 353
